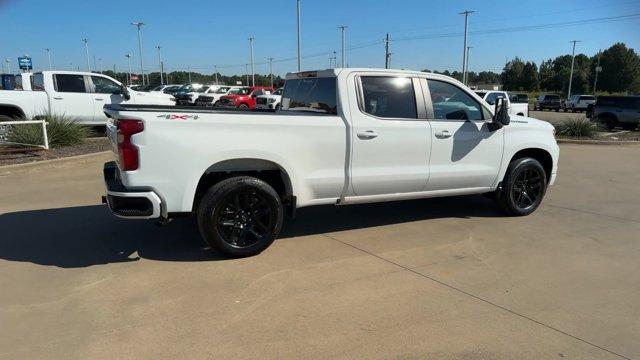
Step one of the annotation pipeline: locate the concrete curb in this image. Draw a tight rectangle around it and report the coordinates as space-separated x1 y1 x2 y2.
556 138 640 146
0 151 113 176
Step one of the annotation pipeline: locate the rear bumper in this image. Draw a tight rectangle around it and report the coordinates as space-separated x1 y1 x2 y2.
102 161 162 219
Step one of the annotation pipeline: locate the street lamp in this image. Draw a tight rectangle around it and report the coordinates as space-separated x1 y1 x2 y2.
296 0 301 71
131 21 145 85
45 48 52 70
248 37 255 86
155 45 163 85
567 40 581 99
82 38 90 71
338 25 348 67
125 53 133 85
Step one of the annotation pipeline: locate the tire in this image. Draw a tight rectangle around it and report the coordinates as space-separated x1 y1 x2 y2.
213 101 220 107
197 176 283 258
496 158 548 216
596 115 617 131
555 107 560 112
238 103 249 109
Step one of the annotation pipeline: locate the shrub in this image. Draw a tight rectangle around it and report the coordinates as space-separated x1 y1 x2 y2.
554 117 600 138
6 114 88 148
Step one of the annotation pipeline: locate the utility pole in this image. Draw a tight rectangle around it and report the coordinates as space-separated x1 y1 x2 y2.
188 66 192 83
329 54 333 68
296 0 301 71
125 53 133 85
567 40 581 99
338 25 348 68
593 50 602 95
459 10 474 85
82 38 90 72
45 48 52 70
98 58 103 74
245 64 249 85
248 37 255 86
333 51 337 68
384 33 391 69
268 57 274 88
214 65 219 84
465 46 472 85
131 21 145 85
155 45 163 85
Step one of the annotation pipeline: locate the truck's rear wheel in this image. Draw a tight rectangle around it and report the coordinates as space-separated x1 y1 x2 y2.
197 176 283 257
496 158 547 216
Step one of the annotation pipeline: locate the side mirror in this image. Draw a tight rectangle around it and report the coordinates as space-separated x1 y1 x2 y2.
492 98 510 127
121 85 131 100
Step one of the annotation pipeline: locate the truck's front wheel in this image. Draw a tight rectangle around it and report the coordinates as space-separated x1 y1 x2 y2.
496 158 547 216
197 176 283 257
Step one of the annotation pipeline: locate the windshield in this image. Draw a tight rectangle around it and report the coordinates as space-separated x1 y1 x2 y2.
152 85 165 91
196 86 210 93
227 87 251 95
274 88 283 95
474 91 487 98
215 87 230 94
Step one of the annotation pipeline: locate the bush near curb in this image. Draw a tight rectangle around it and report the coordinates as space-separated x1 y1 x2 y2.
6 114 88 148
554 117 600 139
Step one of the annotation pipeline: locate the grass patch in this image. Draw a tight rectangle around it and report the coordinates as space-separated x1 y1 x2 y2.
6 114 88 148
554 117 600 138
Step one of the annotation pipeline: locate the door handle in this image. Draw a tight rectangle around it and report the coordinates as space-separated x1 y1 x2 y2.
53 96 63 100
435 130 452 139
357 130 378 140
95 98 104 101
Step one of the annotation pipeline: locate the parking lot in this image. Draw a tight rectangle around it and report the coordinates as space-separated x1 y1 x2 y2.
1 144 639 359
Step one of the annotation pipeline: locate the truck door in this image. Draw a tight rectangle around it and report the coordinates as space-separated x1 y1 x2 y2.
348 73 431 196
90 75 126 124
49 74 94 123
423 79 504 191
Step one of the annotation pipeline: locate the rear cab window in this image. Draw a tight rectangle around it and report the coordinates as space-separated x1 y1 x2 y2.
282 76 337 114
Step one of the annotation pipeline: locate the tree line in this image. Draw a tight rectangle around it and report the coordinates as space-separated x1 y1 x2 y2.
102 42 639 95
428 43 639 95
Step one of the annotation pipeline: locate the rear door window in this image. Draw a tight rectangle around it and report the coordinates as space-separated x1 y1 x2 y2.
359 76 417 119
91 76 121 94
54 74 87 93
282 77 337 114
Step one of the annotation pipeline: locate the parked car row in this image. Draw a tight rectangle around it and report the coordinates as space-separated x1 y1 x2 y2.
474 90 529 117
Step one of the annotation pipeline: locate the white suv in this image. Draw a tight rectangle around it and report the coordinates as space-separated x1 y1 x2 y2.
255 88 283 110
563 94 596 112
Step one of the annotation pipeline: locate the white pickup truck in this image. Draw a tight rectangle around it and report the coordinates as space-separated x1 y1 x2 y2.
474 90 529 117
102 68 559 257
0 71 175 124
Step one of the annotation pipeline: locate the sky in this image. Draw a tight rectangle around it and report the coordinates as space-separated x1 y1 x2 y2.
1 0 639 77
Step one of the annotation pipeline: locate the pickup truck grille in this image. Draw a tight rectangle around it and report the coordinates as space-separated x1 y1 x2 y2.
197 96 214 102
256 98 267 105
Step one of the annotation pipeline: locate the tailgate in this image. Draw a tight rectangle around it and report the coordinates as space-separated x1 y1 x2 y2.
106 118 119 156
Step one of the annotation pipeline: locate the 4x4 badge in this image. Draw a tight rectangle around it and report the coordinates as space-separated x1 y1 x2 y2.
156 114 199 120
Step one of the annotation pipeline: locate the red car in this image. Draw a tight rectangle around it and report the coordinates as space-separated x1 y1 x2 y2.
217 86 274 109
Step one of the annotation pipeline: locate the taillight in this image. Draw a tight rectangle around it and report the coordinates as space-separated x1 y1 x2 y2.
116 119 144 171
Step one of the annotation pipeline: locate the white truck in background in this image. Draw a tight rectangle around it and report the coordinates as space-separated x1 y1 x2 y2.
475 90 529 117
102 68 558 258
255 87 283 110
0 71 175 124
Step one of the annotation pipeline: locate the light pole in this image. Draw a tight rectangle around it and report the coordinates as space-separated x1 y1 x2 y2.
125 53 133 85
567 40 581 99
155 45 163 85
329 54 333 68
98 58 103 74
188 66 192 83
593 50 602 95
459 10 474 85
3 58 9 74
131 21 145 85
333 51 337 68
45 48 52 70
248 37 255 86
82 38 91 72
268 57 274 88
296 0 301 71
338 25 348 68
465 46 472 84
214 65 219 84
245 64 249 85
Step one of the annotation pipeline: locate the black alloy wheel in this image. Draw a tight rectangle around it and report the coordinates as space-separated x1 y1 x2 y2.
496 157 548 216
215 188 275 248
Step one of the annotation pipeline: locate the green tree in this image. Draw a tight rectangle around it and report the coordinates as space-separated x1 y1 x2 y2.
596 43 640 92
539 59 555 91
501 57 525 90
521 61 539 91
